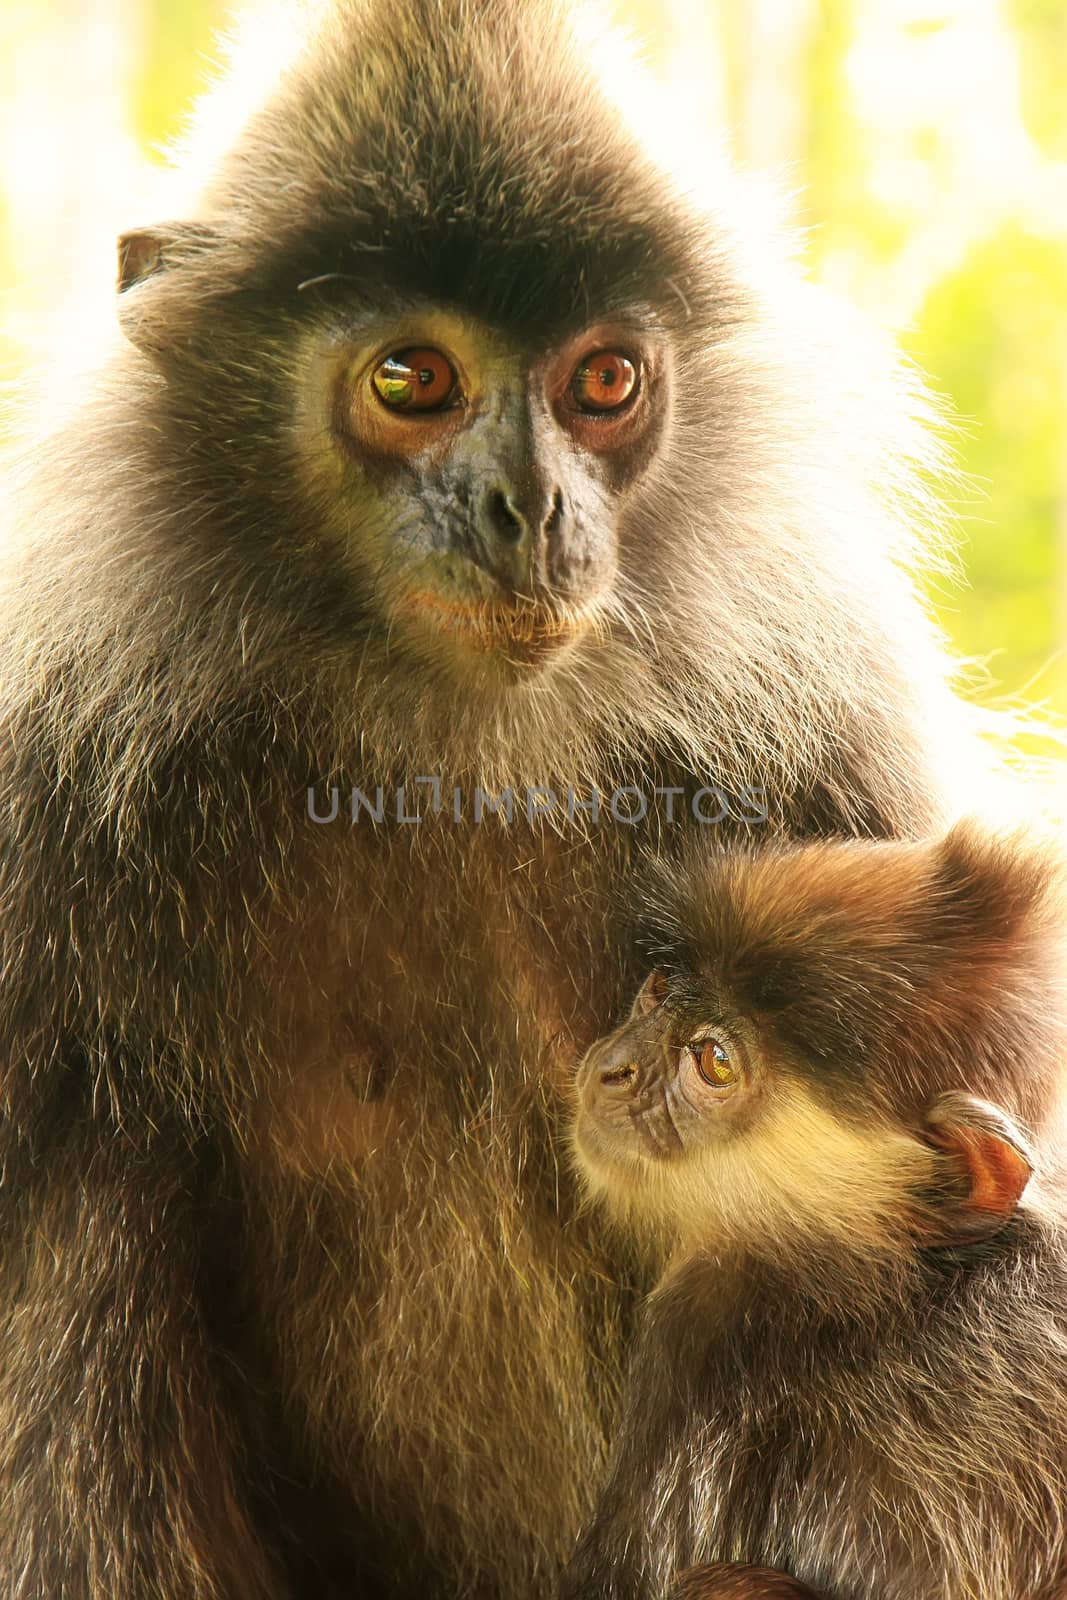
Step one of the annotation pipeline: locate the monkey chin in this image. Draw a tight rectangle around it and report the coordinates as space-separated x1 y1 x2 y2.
571 1116 675 1215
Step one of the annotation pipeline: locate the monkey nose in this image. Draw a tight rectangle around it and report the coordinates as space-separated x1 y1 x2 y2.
597 1061 639 1094
480 484 566 549
485 489 525 545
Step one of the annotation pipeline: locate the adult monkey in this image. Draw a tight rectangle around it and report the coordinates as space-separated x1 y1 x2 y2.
0 0 985 1596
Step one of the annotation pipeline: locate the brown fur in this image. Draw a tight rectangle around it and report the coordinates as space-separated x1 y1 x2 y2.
565 825 1067 1600
0 1 1016 1596
675 1568 822 1600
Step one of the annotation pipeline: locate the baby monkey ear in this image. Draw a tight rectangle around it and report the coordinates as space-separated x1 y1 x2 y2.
631 970 669 1019
922 1091 1034 1244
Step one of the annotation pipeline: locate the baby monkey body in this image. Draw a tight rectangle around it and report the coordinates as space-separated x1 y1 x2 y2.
565 824 1067 1600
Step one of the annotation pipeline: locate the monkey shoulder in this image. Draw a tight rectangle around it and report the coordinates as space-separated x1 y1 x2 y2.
632 1218 1067 1476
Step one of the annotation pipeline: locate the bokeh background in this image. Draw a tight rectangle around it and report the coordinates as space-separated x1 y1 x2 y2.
1 0 1065 746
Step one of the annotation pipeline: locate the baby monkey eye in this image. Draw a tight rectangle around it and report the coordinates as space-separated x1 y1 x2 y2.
372 348 458 411
570 351 638 413
689 1039 737 1087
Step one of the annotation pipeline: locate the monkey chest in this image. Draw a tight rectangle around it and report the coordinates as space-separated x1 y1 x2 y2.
251 821 631 1177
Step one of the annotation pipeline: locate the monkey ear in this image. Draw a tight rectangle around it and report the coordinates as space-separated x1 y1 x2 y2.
116 222 226 356
630 970 669 1019
922 1091 1034 1244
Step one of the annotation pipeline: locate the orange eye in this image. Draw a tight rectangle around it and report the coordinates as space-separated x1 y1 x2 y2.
690 1039 737 1088
372 348 457 412
570 351 638 413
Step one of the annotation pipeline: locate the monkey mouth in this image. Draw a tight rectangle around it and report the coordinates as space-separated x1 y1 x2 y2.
398 589 591 660
577 1096 685 1168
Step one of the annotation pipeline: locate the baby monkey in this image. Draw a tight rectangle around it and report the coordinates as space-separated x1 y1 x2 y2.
564 823 1067 1600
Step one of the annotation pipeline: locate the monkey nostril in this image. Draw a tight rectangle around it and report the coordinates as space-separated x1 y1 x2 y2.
543 488 564 537
487 489 524 544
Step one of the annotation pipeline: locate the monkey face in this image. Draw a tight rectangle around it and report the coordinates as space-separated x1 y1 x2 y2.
575 962 1040 1263
302 304 670 678
118 214 677 697
575 968 761 1175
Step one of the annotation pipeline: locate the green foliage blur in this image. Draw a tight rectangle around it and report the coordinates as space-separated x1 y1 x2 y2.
1 0 1064 743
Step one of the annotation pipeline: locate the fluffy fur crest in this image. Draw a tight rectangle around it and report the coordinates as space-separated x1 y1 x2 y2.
638 821 1067 1127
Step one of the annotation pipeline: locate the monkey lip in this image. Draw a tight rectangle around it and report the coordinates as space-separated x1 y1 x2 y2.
399 589 588 658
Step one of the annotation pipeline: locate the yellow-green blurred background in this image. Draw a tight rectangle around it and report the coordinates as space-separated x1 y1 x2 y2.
1 0 1065 738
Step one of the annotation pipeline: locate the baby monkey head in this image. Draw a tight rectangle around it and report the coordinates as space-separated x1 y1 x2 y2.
575 823 1065 1265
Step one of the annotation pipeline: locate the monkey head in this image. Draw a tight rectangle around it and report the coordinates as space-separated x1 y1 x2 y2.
118 247 672 687
109 0 697 731
76 0 959 808
574 822 1065 1264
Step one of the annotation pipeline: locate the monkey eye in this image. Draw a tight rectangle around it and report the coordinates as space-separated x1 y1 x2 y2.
687 1038 738 1088
371 347 458 412
570 351 638 413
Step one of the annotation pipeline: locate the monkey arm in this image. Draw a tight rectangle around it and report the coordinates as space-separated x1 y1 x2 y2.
558 1234 849 1600
559 1299 710 1600
0 1122 291 1600
562 1486 826 1600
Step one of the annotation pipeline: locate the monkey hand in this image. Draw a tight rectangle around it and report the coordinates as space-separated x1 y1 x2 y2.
671 1563 824 1598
